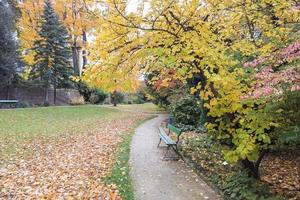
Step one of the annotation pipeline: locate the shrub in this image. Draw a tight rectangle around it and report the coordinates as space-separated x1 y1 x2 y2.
222 170 283 200
114 92 124 104
69 96 85 105
44 101 50 107
16 101 32 108
89 89 108 104
182 135 283 200
76 81 92 101
76 81 108 104
129 93 146 104
269 91 300 147
89 93 99 104
169 96 203 130
182 135 234 186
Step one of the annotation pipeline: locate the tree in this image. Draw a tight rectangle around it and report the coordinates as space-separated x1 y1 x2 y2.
30 0 72 105
80 0 143 105
85 0 299 178
0 0 17 92
243 42 300 167
56 0 95 76
18 0 96 76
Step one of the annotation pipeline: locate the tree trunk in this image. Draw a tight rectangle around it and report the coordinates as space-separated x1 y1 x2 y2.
5 77 12 100
71 0 81 76
82 31 87 69
111 90 117 107
6 84 9 100
53 77 57 105
44 79 50 106
44 87 49 106
72 46 80 76
242 150 267 179
199 99 208 126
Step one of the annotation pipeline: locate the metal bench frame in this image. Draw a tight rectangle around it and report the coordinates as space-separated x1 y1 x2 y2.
157 123 182 160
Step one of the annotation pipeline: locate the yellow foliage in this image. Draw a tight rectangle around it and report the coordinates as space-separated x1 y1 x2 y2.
82 0 299 163
17 0 298 162
18 0 96 71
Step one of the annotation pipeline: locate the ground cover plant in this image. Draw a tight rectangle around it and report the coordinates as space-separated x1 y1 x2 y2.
181 134 299 200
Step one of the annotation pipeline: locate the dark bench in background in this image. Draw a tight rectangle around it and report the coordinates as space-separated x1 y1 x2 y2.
0 100 19 108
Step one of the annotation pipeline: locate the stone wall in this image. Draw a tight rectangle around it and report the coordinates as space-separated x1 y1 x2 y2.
0 87 84 106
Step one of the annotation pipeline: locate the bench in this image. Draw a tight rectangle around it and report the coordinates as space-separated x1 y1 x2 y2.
157 123 182 160
0 100 19 108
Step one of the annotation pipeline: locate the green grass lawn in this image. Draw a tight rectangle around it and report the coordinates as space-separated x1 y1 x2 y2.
0 104 162 163
0 105 119 139
0 106 124 165
117 103 165 113
0 105 156 199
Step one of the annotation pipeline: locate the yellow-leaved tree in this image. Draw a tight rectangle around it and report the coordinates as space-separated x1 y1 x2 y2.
82 0 143 104
86 0 299 177
18 0 97 76
18 0 299 178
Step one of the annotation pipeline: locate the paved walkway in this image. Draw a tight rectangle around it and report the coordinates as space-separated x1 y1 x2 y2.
130 115 222 200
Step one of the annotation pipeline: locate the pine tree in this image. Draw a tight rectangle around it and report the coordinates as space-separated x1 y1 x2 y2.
0 0 17 91
30 0 72 105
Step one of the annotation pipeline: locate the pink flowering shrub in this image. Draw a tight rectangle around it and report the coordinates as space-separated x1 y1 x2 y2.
244 41 300 99
244 42 300 68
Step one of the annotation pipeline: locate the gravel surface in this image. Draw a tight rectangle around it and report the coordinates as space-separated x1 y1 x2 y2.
130 115 222 200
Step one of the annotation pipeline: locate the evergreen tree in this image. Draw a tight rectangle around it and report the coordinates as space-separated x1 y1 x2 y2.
30 0 72 105
0 0 17 90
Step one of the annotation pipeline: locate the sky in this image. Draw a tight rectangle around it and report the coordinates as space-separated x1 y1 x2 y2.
126 0 150 16
126 0 140 13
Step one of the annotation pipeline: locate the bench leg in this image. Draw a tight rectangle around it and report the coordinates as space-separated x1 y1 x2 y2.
157 138 162 148
162 145 180 161
163 145 170 159
172 145 182 160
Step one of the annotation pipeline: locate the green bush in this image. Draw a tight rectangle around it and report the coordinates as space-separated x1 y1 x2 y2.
267 91 300 147
76 81 92 101
76 81 108 104
89 93 99 104
44 101 50 107
89 89 108 104
16 101 32 108
114 92 124 104
129 92 146 104
169 96 203 130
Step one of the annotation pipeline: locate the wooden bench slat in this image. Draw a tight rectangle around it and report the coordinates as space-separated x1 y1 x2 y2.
159 133 176 145
158 127 176 145
167 124 181 136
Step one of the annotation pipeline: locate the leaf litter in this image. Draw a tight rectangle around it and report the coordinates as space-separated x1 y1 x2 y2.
0 113 148 199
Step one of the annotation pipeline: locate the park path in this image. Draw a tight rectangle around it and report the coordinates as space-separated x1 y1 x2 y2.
130 115 222 200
